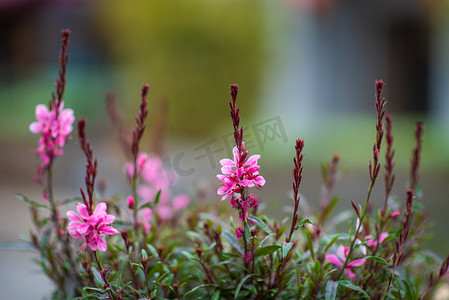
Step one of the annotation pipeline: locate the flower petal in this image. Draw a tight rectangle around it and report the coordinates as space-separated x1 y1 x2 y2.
29 122 43 134
66 211 81 222
346 269 356 281
77 202 89 219
326 254 343 266
347 258 366 268
379 232 389 243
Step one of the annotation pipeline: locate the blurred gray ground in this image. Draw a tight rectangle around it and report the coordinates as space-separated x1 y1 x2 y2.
0 186 54 298
0 143 54 299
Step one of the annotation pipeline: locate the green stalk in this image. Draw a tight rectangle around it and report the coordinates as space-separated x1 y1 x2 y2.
337 179 376 280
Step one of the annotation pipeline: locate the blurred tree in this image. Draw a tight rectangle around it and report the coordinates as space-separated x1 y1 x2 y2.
95 0 267 137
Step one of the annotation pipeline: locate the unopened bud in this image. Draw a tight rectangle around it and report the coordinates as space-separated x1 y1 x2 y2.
140 249 150 267
351 200 360 217
196 247 203 258
82 260 89 273
127 196 135 210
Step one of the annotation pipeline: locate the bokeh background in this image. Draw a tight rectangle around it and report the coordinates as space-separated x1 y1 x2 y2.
2 0 449 298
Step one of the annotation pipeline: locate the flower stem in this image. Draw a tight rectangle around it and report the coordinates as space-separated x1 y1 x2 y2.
94 251 117 300
337 179 376 280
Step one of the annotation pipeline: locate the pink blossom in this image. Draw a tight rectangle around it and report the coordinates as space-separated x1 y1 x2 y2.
125 153 190 227
217 145 265 200
67 202 119 252
326 245 366 281
365 233 389 249
172 194 189 210
235 227 244 239
229 193 259 221
137 185 189 222
29 102 74 178
245 251 252 263
389 210 400 218
124 152 149 182
140 208 152 234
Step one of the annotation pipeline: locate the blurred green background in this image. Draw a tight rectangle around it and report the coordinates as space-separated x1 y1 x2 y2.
2 0 449 298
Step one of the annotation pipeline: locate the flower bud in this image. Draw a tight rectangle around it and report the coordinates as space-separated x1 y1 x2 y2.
127 196 135 210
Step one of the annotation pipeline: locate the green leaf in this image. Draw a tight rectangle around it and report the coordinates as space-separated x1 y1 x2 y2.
153 189 161 205
295 218 313 229
149 289 158 299
92 267 105 287
255 245 281 257
186 231 208 244
277 225 286 239
146 243 158 256
391 272 415 300
248 285 257 294
139 202 154 210
138 190 161 210
112 220 133 230
244 224 251 242
321 196 341 222
365 256 388 266
259 233 274 247
220 251 240 260
40 226 52 260
182 284 216 299
327 233 349 241
303 228 315 261
223 231 243 255
323 234 341 255
325 280 338 300
16 193 48 209
235 274 256 299
337 281 370 299
282 242 293 259
248 215 272 234
140 249 148 261
132 262 143 270
153 272 168 288
181 250 196 260
211 290 220 300
82 287 105 296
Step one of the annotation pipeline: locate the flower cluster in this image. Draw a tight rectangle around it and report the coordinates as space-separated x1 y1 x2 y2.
29 102 74 177
67 202 119 252
125 152 189 232
217 143 265 221
217 144 265 200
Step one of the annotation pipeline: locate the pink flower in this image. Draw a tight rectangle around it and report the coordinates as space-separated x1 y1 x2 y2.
389 210 400 218
230 193 258 221
365 233 389 249
140 208 153 234
326 245 366 281
124 152 149 182
235 227 244 239
172 194 189 210
137 185 189 222
125 153 190 228
67 202 119 252
29 102 74 178
217 145 265 200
